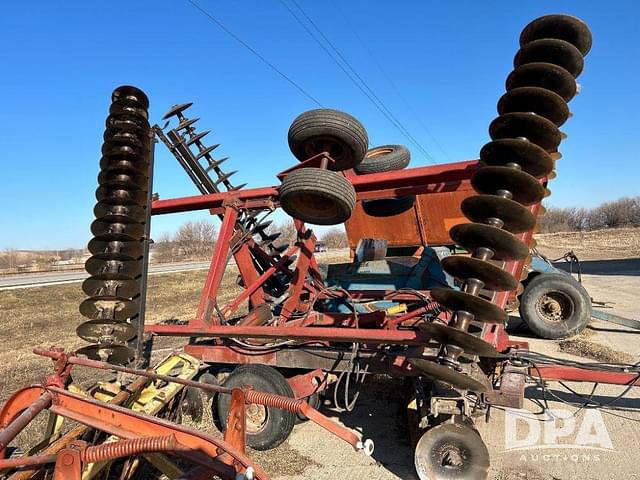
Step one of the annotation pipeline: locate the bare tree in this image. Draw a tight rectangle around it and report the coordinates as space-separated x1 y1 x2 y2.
320 227 348 249
174 220 217 259
265 221 298 249
151 232 175 264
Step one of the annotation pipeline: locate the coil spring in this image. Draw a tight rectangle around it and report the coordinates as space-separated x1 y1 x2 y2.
431 15 592 370
83 435 177 464
244 390 304 413
76 86 152 365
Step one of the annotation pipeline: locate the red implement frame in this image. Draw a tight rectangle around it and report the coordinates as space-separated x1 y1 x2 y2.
145 159 640 397
0 348 369 479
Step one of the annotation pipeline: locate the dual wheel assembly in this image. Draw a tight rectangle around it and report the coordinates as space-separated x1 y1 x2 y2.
280 109 414 225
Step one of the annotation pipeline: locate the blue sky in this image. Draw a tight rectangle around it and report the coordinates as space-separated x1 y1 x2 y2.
1 1 638 250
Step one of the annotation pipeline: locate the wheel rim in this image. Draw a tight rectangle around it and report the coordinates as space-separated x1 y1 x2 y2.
303 136 348 167
366 147 394 158
535 290 575 323
245 403 268 434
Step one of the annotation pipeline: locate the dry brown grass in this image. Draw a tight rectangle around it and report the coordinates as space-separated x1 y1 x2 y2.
0 267 245 402
534 227 640 260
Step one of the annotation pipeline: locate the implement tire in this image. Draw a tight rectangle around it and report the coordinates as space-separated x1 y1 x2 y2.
280 168 356 225
355 144 410 174
288 109 369 171
519 272 591 339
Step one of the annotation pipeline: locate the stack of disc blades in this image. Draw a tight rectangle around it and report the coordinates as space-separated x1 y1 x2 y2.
412 15 592 390
76 86 152 365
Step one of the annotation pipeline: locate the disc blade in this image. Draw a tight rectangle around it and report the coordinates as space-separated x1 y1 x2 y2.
461 195 535 234
409 358 488 392
480 139 554 178
415 422 490 480
506 62 576 102
98 171 148 190
88 239 143 259
76 344 135 365
82 278 140 298
497 86 569 126
419 322 499 357
112 85 150 109
440 256 517 291
514 38 584 77
94 203 146 223
76 320 136 343
79 296 138 321
520 14 592 56
449 223 529 261
431 288 508 324
489 112 561 153
96 187 146 206
162 102 193 120
85 257 142 278
91 220 144 240
471 166 545 205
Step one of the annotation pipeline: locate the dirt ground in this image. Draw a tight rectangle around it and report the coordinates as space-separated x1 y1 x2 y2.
0 232 638 479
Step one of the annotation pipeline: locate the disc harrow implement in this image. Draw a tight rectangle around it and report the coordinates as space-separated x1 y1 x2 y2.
76 86 152 365
413 14 592 391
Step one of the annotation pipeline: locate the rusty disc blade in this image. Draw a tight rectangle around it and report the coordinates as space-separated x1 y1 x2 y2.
471 166 545 205
431 288 508 324
112 85 150 109
162 102 193 120
79 296 138 321
100 156 147 175
480 139 554 178
418 323 499 357
461 195 535 234
520 14 592 56
415 422 490 480
449 223 529 261
76 344 135 365
88 239 143 259
98 170 148 190
497 86 569 126
440 256 517 291
506 62 576 102
514 38 584 77
82 278 140 299
489 112 561 153
96 186 147 206
85 257 142 278
94 203 146 223
409 358 488 392
76 320 136 343
91 219 144 240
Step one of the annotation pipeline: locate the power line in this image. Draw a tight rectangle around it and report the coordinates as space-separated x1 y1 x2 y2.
331 1 453 163
279 0 436 163
186 0 323 108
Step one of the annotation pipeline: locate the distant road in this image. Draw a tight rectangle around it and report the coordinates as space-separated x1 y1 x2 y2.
0 262 211 290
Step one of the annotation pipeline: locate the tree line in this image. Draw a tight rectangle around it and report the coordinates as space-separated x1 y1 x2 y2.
151 220 348 263
538 196 640 233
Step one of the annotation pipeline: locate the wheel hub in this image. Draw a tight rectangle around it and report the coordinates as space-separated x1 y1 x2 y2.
245 403 268 434
535 291 573 323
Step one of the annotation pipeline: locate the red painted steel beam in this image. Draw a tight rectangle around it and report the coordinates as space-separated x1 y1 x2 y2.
533 365 640 386
151 161 480 216
145 324 428 345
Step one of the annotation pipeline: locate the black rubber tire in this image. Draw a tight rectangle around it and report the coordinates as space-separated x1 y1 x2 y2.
354 144 410 174
362 195 416 217
519 272 591 339
216 365 296 451
279 168 356 225
288 109 369 171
